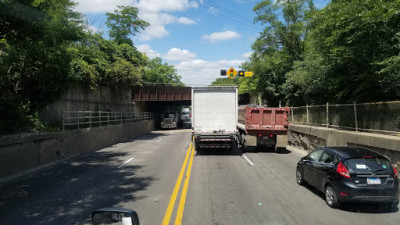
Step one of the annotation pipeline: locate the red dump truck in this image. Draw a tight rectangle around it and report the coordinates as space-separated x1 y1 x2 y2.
237 105 290 152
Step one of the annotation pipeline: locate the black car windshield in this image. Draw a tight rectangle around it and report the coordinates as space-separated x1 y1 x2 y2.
345 157 391 173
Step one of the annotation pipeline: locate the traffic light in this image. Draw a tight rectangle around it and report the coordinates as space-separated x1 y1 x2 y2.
227 67 237 79
220 68 253 77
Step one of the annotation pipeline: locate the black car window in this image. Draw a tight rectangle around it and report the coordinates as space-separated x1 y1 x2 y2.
320 151 338 164
308 150 323 162
345 157 391 173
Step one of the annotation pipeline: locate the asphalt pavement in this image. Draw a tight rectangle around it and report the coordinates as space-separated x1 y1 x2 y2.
0 129 399 225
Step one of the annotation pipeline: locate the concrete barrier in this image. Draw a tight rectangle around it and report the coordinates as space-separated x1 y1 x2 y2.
0 120 156 184
288 124 400 168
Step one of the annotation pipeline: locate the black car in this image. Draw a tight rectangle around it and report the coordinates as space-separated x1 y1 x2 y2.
296 147 399 208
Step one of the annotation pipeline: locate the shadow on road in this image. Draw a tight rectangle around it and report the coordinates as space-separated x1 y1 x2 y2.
120 132 167 143
195 147 243 156
300 183 398 214
243 146 291 154
0 147 155 225
341 203 399 213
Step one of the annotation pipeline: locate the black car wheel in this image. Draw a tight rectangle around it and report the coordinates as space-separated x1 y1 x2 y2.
296 166 304 185
325 184 340 208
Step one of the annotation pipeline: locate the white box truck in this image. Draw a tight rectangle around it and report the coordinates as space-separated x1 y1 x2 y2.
192 86 238 150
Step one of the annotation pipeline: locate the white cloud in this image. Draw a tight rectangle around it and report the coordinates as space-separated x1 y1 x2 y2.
176 59 245 85
136 44 161 59
74 0 198 41
202 31 242 43
136 0 198 40
208 6 218 15
73 0 133 13
135 0 197 13
164 48 196 61
177 17 196 25
242 52 253 58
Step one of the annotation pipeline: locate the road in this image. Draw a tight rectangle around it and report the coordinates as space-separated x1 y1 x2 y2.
1 129 399 225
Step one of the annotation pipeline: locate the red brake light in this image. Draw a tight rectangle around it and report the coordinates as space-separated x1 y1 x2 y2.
392 164 398 178
258 133 262 137
269 134 273 138
337 161 350 178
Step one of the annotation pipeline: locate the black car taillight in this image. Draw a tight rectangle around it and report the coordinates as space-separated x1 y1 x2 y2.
337 161 350 178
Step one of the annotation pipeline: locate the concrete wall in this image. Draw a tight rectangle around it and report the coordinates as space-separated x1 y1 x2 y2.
288 124 400 167
39 86 147 125
0 120 156 183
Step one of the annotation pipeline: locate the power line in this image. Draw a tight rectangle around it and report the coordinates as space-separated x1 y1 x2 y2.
198 3 262 30
203 0 254 24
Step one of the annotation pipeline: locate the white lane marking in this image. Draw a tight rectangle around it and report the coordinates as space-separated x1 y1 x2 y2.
156 139 162 143
118 157 134 168
242 154 255 166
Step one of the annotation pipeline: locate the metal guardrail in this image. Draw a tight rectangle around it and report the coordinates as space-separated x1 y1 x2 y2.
63 111 156 131
289 101 400 135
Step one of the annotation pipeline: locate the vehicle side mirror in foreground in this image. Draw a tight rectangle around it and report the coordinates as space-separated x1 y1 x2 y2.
92 208 140 225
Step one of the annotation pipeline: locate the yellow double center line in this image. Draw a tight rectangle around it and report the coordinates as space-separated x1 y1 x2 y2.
162 138 195 225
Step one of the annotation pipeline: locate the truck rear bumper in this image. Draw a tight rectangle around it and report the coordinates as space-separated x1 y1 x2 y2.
194 134 237 150
161 124 177 129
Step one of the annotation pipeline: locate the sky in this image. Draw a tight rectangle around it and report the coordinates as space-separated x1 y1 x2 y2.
73 0 330 85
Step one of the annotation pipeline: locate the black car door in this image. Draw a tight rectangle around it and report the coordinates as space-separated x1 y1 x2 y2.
303 150 323 187
313 151 337 191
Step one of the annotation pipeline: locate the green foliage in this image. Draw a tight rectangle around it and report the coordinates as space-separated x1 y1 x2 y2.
106 6 149 45
0 0 83 133
0 1 181 133
210 77 239 86
240 0 400 106
232 0 312 106
142 57 183 86
287 0 400 104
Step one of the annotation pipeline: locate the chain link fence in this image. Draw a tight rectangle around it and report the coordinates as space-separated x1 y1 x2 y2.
290 101 400 135
63 111 156 131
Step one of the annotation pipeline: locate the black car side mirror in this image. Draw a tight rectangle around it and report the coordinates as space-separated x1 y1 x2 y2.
92 208 140 225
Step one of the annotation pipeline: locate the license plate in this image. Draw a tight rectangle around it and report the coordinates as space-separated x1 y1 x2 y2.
262 136 269 139
367 178 381 185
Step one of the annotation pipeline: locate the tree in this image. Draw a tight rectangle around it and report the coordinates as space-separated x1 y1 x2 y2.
0 0 84 132
244 0 314 106
287 0 400 104
210 77 239 86
142 57 183 86
106 6 149 45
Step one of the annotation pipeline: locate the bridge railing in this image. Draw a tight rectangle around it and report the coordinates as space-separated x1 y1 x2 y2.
289 101 400 135
63 111 156 131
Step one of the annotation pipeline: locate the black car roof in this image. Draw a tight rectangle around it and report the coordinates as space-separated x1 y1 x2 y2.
319 147 385 159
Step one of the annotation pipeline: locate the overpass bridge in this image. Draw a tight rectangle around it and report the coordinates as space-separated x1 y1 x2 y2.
132 86 191 105
131 85 192 116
